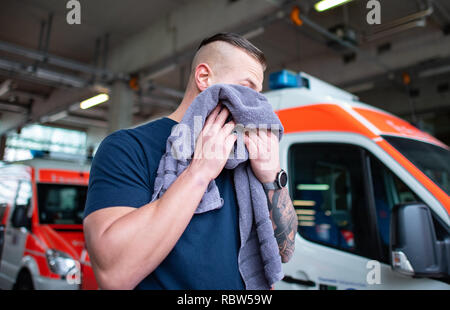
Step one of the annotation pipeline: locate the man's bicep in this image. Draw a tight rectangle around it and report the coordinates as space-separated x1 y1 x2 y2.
83 206 137 273
83 206 136 241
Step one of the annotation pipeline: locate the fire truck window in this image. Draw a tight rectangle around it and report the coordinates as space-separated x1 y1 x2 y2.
37 184 87 225
369 156 422 263
289 143 371 257
0 179 19 206
0 179 19 223
15 182 32 208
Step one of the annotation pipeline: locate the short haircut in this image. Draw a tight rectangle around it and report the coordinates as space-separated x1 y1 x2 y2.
196 32 266 69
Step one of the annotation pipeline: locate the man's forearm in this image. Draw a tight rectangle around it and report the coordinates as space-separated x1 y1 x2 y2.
266 187 297 263
87 166 210 289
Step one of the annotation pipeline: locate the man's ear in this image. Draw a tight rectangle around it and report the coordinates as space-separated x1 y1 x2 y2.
194 63 212 91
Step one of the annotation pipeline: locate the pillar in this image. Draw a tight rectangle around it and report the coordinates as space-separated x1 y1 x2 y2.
107 81 134 134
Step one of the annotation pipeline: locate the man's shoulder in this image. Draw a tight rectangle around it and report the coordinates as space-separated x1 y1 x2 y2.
85 120 175 218
106 117 176 144
137 116 177 132
95 117 176 163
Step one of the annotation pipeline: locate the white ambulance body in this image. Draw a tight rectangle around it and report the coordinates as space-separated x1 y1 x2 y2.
266 71 450 290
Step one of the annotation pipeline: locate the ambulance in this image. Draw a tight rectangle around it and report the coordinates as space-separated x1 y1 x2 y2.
268 70 450 290
0 153 97 289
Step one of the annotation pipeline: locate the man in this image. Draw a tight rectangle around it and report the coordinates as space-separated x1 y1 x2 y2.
83 33 297 290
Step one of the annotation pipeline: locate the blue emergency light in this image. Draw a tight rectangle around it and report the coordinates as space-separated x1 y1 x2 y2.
30 150 48 158
269 70 310 90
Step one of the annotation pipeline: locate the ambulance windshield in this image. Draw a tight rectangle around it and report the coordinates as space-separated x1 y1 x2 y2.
383 136 450 195
37 183 87 225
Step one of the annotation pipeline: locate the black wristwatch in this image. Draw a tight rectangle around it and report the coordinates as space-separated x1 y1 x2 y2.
262 169 288 190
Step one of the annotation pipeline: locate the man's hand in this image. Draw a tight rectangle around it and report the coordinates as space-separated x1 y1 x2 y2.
243 128 280 184
189 104 237 183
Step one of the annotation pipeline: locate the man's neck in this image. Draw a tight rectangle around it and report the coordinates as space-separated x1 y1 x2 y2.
167 104 188 123
167 89 198 123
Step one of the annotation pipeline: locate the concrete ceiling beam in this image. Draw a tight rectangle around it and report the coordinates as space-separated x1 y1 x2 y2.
107 0 281 74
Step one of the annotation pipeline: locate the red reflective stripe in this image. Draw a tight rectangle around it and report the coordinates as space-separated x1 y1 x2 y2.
277 104 377 138
355 107 447 148
1 205 10 225
38 169 89 185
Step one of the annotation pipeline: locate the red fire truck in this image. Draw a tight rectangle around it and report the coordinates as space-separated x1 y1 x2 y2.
0 156 97 289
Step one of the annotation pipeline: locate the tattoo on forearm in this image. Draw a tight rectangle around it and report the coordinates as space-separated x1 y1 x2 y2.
266 187 297 263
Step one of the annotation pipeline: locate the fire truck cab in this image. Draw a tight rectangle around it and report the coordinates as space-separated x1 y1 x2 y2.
0 156 97 290
268 71 450 290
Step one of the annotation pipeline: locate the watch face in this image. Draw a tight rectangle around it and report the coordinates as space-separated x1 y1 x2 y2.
278 170 288 187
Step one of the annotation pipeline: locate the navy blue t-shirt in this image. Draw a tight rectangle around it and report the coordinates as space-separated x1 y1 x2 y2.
84 117 245 289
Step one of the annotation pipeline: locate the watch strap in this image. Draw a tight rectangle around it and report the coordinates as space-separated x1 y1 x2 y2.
262 181 279 190
262 169 288 190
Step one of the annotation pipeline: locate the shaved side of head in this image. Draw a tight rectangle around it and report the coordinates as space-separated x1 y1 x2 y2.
185 32 266 93
190 41 240 77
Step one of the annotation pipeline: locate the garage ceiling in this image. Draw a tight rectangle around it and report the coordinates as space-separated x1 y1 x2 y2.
0 0 449 137
0 0 190 62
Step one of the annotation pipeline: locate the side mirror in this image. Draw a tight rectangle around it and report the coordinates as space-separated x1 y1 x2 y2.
11 204 30 229
390 203 449 279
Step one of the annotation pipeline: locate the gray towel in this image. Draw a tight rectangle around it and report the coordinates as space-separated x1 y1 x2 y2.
151 84 284 289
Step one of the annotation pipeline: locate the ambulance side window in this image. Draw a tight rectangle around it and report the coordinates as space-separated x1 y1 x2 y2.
289 143 372 257
369 156 422 262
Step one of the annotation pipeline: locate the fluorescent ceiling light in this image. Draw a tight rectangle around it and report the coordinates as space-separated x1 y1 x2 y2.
298 215 315 221
243 27 265 40
299 222 315 227
419 65 450 79
294 200 317 207
297 184 330 191
0 79 12 96
143 63 177 82
314 0 353 12
80 93 109 109
296 209 316 215
345 82 375 93
42 110 69 123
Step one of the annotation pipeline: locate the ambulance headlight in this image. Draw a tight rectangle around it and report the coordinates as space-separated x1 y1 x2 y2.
45 249 78 276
